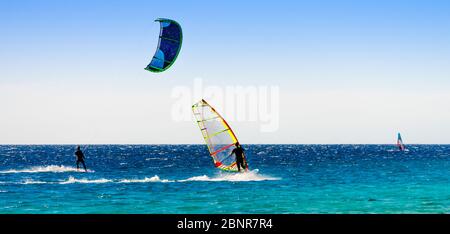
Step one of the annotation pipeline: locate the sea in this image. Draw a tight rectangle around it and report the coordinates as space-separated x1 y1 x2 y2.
0 145 449 214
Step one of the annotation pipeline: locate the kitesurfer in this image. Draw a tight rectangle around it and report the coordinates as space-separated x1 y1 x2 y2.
75 146 87 172
230 143 247 172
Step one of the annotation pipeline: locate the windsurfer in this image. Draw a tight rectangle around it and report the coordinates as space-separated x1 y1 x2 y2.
230 143 247 172
75 146 87 172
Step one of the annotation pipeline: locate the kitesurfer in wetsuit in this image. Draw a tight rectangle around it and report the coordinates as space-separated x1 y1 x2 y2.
75 146 87 172
230 143 247 172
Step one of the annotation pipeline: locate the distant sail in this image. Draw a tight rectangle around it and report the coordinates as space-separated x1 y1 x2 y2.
192 99 249 172
145 18 182 73
397 133 406 151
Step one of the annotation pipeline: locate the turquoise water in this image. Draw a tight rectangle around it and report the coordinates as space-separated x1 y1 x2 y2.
0 145 449 214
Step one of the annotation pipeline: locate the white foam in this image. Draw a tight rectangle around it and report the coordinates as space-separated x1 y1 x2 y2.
178 170 280 182
0 165 94 174
3 170 278 185
145 157 168 161
60 176 111 184
21 179 48 184
118 175 173 183
10 176 173 185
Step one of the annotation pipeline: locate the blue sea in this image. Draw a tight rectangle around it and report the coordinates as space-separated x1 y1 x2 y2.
0 145 449 214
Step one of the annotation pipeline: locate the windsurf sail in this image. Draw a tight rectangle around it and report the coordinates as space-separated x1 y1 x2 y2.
397 133 406 151
145 18 182 73
192 99 249 172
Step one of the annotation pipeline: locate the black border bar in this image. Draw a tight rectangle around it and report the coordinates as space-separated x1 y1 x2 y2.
1 214 449 233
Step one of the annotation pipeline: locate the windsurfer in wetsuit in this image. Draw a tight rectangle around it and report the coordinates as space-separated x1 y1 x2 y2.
75 146 87 172
230 143 247 172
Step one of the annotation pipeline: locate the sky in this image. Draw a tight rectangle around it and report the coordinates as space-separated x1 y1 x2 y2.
1 0 450 144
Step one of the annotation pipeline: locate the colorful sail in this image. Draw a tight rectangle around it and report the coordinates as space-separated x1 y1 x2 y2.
192 99 249 172
145 18 182 73
397 133 406 151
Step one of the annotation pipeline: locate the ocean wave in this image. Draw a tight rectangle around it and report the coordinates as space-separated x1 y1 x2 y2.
21 179 48 184
6 170 279 185
145 157 168 161
60 176 111 184
118 176 173 183
178 170 280 182
0 165 94 174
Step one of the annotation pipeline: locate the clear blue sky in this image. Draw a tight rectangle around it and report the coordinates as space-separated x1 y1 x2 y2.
1 0 450 144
